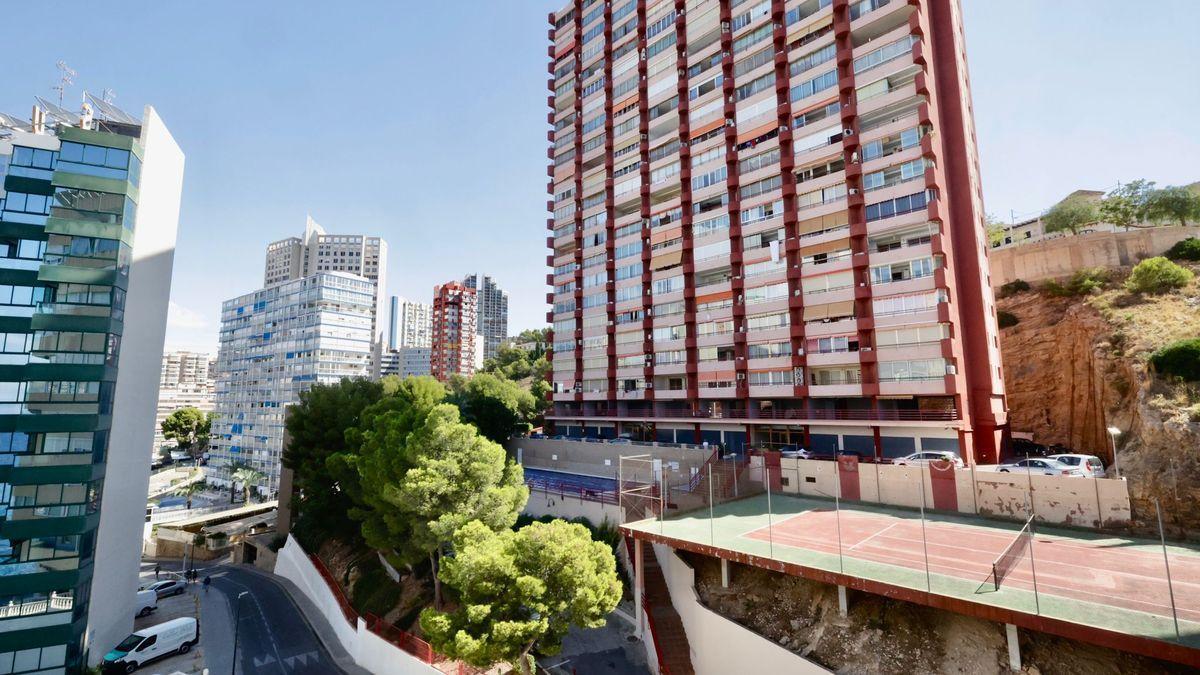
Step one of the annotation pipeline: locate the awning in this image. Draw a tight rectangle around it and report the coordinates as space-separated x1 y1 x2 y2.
803 299 855 321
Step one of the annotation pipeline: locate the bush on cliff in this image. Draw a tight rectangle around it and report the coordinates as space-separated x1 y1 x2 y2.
1165 237 1200 262
1124 256 1194 294
1150 338 1200 382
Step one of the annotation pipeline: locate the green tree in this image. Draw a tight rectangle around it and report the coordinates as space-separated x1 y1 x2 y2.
1099 179 1155 230
1124 256 1194 294
1042 196 1098 236
230 465 266 504
1142 185 1200 227
353 402 526 606
421 519 622 674
282 377 384 543
450 373 539 444
161 407 212 458
985 213 1007 247
171 471 205 509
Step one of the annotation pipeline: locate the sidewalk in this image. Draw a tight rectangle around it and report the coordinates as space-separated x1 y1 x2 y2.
231 564 370 675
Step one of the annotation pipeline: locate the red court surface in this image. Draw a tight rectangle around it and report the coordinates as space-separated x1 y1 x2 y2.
743 508 1200 624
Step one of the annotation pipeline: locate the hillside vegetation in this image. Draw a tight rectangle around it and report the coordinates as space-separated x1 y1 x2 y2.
996 258 1200 532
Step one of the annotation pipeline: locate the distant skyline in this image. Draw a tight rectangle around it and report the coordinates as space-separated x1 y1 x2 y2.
2 0 1196 352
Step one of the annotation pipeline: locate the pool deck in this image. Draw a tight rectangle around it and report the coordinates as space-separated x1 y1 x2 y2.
622 493 1200 668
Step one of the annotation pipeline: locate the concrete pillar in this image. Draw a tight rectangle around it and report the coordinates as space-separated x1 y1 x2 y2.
1005 623 1020 671
634 538 645 638
837 585 848 617
721 558 730 588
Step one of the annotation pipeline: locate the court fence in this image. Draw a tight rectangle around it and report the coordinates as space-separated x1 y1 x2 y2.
620 453 1192 646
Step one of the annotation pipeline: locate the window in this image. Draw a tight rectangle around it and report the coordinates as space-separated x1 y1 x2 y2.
57 141 140 185
865 190 931 222
790 70 837 103
878 358 947 381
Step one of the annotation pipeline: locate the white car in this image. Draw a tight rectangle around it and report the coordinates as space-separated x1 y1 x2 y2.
779 447 813 460
893 451 964 468
998 458 1084 477
143 579 187 599
1048 454 1105 477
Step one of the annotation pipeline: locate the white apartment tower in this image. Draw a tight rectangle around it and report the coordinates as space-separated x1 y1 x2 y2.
263 216 388 374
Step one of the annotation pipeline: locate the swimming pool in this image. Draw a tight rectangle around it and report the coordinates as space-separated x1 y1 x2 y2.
524 467 618 493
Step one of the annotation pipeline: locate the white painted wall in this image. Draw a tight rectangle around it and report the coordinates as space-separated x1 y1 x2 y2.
274 536 442 675
652 544 830 675
87 106 183 664
523 487 621 524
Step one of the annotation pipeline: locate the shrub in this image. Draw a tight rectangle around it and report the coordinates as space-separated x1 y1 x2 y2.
1124 257 1194 294
350 556 403 616
1165 237 1200 262
1043 267 1107 297
1150 339 1200 382
996 279 1030 299
996 310 1019 329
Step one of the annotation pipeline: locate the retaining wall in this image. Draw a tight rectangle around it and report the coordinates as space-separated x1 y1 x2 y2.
989 226 1200 287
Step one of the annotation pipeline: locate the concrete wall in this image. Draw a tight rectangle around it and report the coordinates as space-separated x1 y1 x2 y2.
88 106 185 665
274 536 442 675
989 226 1200 287
768 457 1131 528
512 437 716 486
652 544 829 675
523 486 621 524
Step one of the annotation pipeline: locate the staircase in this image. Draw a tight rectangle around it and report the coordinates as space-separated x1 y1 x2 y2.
687 451 750 501
627 537 695 675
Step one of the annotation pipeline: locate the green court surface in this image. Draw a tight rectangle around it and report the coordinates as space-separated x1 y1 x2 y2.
624 493 1200 648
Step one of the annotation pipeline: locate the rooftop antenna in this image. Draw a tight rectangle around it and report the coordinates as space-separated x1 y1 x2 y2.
52 60 76 107
101 88 116 104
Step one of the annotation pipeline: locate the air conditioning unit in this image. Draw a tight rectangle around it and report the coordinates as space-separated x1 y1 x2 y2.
843 128 855 136
796 347 805 356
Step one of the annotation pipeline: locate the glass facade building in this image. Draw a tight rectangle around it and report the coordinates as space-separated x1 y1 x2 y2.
0 101 182 672
209 273 375 495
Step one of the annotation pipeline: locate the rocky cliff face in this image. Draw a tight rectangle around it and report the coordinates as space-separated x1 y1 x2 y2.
996 277 1200 531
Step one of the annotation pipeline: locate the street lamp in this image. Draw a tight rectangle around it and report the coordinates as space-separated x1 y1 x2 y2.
231 590 248 675
1106 427 1122 479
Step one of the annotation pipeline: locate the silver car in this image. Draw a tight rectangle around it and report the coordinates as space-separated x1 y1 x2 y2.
998 458 1084 477
893 451 964 468
1048 454 1105 477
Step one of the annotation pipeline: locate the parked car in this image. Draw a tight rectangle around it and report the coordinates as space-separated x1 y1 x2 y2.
893 451 964 468
143 579 187 599
779 446 813 460
134 589 157 618
608 437 632 445
1048 454 1105 477
104 617 198 673
997 458 1084 476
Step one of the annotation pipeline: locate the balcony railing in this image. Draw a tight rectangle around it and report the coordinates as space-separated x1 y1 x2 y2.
548 407 959 422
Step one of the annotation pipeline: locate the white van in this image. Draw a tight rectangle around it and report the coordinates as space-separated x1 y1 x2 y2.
103 617 198 672
134 589 157 618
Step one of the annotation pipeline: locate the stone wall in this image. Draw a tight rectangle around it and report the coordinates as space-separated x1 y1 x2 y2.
988 226 1199 287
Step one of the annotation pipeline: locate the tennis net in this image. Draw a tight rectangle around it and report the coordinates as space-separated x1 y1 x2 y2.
991 515 1034 591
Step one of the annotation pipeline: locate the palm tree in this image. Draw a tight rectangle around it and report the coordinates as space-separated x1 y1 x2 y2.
231 466 266 504
171 472 205 509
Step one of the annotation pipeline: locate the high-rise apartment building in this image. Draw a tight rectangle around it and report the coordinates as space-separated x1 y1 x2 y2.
0 97 183 670
545 0 1007 463
159 350 215 388
380 347 432 379
463 274 509 362
431 282 478 381
389 296 432 349
210 273 375 494
263 217 388 374
153 352 216 457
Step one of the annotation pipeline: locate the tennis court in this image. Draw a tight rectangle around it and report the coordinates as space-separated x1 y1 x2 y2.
624 493 1200 647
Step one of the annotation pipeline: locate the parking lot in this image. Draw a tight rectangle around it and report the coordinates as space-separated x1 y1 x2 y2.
132 563 207 674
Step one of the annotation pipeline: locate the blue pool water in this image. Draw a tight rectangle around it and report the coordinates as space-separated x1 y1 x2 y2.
524 467 618 493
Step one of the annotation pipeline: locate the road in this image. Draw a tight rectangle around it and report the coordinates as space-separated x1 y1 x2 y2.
208 565 344 674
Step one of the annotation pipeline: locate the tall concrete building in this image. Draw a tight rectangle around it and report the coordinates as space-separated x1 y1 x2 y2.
545 0 1007 463
153 352 216 457
431 281 478 382
382 296 433 378
263 217 387 374
209 273 375 495
463 274 509 362
0 97 183 670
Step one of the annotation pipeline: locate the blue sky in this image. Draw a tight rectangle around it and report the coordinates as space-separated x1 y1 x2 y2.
2 1 1197 352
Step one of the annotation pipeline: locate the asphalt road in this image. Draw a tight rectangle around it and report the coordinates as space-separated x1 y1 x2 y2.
208 565 343 674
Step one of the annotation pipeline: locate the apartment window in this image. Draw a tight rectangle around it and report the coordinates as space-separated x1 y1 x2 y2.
865 190 931 222
790 43 836 77
733 24 771 54
747 342 789 359
806 335 859 354
878 358 947 382
853 35 917 74
749 370 792 386
790 70 837 103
